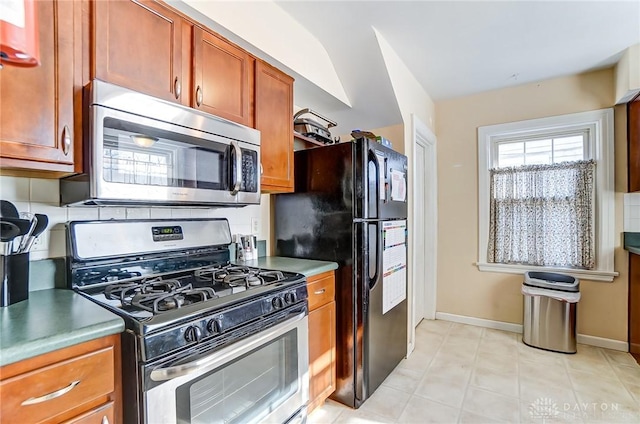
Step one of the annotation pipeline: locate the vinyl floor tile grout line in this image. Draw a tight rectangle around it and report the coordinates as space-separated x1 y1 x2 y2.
310 320 640 424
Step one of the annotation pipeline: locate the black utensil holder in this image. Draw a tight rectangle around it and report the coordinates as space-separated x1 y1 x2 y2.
1 253 29 307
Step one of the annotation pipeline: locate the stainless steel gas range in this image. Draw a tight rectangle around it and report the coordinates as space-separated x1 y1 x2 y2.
66 219 309 424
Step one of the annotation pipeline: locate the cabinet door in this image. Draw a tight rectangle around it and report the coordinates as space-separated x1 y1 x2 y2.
630 254 640 356
308 301 336 413
0 336 118 423
629 98 640 192
93 0 183 103
0 0 76 174
255 60 294 193
64 401 114 424
193 27 254 126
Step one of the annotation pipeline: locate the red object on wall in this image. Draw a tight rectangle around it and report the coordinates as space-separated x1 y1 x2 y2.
0 0 40 67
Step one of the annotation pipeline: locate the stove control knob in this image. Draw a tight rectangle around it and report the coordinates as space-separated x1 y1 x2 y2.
184 326 202 343
272 296 285 309
207 318 223 334
284 292 296 304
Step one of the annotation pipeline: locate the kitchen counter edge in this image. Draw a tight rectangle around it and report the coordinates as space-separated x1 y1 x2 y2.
0 289 124 367
624 232 640 256
236 256 338 277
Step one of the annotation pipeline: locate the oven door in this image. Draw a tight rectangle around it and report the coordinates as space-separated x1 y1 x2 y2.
145 312 309 424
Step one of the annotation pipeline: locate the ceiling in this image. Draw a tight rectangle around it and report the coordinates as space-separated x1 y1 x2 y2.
273 0 640 134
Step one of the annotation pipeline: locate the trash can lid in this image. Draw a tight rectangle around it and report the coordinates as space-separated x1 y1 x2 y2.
523 271 579 292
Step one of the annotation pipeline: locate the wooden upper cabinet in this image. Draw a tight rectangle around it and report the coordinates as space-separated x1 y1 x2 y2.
93 0 184 103
193 27 254 126
255 60 294 193
0 0 77 175
629 97 640 192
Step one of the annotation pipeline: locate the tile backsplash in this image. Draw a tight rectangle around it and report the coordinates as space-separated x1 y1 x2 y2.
624 193 640 232
0 176 270 261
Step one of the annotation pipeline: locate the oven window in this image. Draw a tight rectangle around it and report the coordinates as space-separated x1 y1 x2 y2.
102 117 226 189
175 330 299 424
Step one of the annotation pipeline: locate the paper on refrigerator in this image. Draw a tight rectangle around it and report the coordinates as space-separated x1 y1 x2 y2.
382 220 407 314
390 170 406 202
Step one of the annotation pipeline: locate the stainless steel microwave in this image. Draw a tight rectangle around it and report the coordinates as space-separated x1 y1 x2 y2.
61 80 261 207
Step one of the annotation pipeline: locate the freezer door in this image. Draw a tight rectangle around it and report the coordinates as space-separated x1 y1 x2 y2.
356 139 408 220
357 221 408 403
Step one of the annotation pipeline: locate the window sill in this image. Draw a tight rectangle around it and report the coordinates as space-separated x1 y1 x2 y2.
476 262 618 282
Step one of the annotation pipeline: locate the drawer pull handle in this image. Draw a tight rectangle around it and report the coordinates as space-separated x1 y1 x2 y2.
314 289 326 295
102 416 110 424
21 380 80 405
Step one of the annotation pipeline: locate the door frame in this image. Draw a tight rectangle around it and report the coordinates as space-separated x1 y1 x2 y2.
411 114 438 328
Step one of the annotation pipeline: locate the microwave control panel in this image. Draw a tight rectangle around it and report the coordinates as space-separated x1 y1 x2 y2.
241 151 258 193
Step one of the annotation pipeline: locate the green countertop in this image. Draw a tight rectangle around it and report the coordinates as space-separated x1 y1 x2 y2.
624 232 640 255
0 289 124 367
235 256 338 277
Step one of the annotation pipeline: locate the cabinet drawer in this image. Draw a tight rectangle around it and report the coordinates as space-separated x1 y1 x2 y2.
307 273 335 311
0 347 114 423
64 401 114 424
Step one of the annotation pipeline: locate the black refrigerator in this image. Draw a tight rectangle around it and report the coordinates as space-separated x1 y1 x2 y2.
275 137 408 408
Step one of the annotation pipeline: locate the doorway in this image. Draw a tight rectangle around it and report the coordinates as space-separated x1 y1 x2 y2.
412 115 437 331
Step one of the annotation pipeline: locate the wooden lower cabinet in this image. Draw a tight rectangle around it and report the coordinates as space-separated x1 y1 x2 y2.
306 271 336 414
629 96 640 192
0 334 121 424
630 253 640 360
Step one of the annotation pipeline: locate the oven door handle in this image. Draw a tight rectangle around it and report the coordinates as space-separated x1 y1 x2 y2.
149 311 306 382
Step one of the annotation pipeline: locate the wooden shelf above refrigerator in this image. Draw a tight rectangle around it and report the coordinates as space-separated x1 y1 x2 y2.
294 131 327 148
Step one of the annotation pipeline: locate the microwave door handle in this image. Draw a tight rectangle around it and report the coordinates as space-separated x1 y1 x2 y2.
230 140 242 195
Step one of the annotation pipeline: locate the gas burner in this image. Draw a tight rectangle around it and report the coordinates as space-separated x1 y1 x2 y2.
194 265 286 288
79 269 143 286
225 273 263 287
139 277 182 294
104 273 224 314
131 285 218 313
259 270 285 282
104 277 183 302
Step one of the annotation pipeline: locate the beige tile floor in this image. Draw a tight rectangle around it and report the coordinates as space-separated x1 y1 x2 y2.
308 319 640 424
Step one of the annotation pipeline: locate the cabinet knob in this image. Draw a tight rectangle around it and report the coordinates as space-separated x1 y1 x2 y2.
196 86 203 106
174 77 181 99
101 416 110 424
61 125 71 156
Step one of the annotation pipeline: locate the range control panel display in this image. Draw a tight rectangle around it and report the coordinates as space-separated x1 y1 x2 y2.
152 226 184 242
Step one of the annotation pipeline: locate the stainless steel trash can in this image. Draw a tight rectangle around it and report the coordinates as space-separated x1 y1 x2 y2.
522 272 579 354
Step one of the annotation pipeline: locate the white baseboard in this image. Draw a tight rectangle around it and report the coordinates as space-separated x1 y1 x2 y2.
576 334 629 352
434 312 629 352
435 312 523 333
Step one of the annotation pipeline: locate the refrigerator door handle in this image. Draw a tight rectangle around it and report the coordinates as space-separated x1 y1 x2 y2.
367 148 380 219
367 222 381 290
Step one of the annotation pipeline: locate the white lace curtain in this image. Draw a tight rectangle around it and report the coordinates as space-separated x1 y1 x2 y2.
487 160 596 269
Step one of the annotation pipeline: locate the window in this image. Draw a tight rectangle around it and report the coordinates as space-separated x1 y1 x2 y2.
477 109 617 282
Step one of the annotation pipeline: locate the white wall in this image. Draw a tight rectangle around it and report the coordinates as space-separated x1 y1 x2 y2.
615 43 640 103
0 176 269 261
